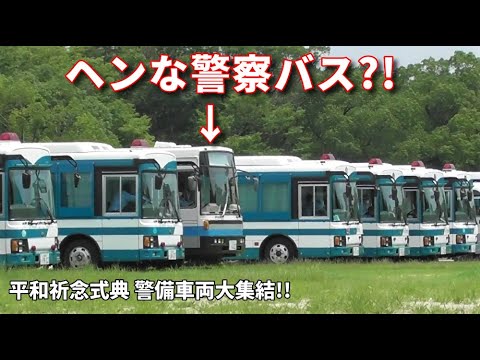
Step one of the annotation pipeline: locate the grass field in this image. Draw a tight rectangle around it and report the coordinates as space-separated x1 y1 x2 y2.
1 259 480 314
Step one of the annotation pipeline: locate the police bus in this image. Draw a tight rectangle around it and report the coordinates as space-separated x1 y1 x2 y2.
235 155 363 263
150 142 245 261
34 142 184 268
0 133 61 267
348 158 410 257
389 161 451 257
440 163 478 254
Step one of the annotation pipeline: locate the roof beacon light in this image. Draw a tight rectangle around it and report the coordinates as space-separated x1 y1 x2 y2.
320 153 335 160
368 158 383 165
131 139 150 148
0 132 20 141
443 163 455 171
411 160 425 168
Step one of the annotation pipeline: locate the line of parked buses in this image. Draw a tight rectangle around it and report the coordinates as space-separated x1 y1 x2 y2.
1 131 479 268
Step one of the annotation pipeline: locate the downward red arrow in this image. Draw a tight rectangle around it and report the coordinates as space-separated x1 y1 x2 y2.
200 104 221 144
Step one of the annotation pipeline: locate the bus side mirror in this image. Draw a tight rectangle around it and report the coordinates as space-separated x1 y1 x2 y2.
187 175 197 192
392 187 398 201
253 177 259 192
74 173 81 188
155 175 163 190
22 172 31 189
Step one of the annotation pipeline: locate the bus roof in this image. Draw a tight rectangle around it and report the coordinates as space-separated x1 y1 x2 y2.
0 142 51 164
235 155 302 166
237 161 351 174
389 165 445 180
441 169 470 181
151 144 234 158
27 142 115 153
348 163 399 177
36 144 176 163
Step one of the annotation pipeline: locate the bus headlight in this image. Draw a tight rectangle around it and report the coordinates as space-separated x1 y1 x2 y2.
380 236 392 247
423 236 433 246
143 236 159 249
334 236 346 247
11 239 29 253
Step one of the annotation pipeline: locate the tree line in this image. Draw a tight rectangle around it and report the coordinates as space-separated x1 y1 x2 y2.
1 46 479 170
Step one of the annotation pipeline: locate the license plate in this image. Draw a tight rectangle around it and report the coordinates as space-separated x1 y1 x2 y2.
441 246 446 255
352 246 360 256
168 249 176 260
229 240 237 251
398 247 405 257
471 244 476 253
40 253 50 265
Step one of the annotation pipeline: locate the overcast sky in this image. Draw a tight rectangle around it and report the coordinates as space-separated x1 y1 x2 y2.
328 46 480 67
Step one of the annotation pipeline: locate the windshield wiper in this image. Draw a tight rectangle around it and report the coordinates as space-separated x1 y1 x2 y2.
33 197 55 224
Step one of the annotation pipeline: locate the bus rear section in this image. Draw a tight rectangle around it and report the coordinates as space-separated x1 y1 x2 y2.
236 157 363 263
0 135 60 267
38 142 184 267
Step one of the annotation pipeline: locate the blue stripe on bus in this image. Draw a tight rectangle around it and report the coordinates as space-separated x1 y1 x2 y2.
409 229 446 236
363 229 405 236
59 227 176 236
449 228 475 235
183 227 243 237
102 247 184 262
243 228 358 236
0 229 49 238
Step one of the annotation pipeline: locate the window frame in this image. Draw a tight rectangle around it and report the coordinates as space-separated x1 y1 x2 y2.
102 173 139 216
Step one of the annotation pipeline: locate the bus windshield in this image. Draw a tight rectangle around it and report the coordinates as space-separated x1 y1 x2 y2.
332 181 359 222
200 152 239 215
142 172 179 220
455 187 476 223
422 186 447 224
379 184 404 223
9 168 55 221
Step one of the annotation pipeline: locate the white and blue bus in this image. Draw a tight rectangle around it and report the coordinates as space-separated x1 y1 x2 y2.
150 142 245 261
390 161 451 257
348 159 410 257
235 156 364 263
0 133 61 267
439 163 478 254
33 142 184 268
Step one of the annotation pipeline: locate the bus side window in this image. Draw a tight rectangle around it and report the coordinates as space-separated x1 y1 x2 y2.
178 171 196 209
300 186 314 217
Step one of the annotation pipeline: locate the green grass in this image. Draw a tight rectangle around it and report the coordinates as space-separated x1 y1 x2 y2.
2 259 480 314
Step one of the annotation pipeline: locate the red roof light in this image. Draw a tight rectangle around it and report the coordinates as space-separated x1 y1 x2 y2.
443 163 455 170
411 160 425 168
368 158 383 165
131 139 150 147
320 153 335 160
0 132 20 141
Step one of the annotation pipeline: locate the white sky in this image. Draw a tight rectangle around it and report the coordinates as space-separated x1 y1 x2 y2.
328 46 480 67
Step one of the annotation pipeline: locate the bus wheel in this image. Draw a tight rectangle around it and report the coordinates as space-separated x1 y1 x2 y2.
62 239 100 268
265 238 295 264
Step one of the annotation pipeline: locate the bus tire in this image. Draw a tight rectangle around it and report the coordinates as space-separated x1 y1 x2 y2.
62 238 100 268
264 238 295 264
